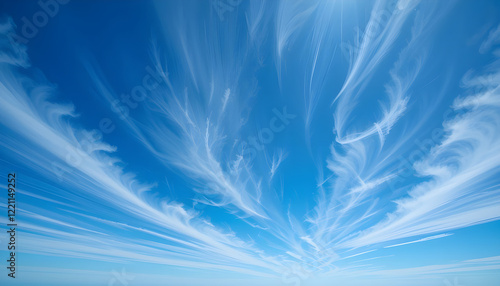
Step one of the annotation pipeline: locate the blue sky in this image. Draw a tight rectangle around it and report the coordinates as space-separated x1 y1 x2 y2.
1 0 500 285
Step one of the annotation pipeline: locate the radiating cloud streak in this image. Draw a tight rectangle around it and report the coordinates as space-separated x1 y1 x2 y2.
0 19 284 278
340 33 500 248
383 233 453 248
275 0 318 82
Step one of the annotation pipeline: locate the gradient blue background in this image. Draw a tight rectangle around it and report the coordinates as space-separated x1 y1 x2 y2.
0 0 500 285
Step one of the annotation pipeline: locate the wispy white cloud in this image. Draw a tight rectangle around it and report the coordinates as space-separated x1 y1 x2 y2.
480 24 500 54
340 37 500 248
269 149 287 180
384 233 453 248
275 0 318 81
0 19 284 277
308 1 455 253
